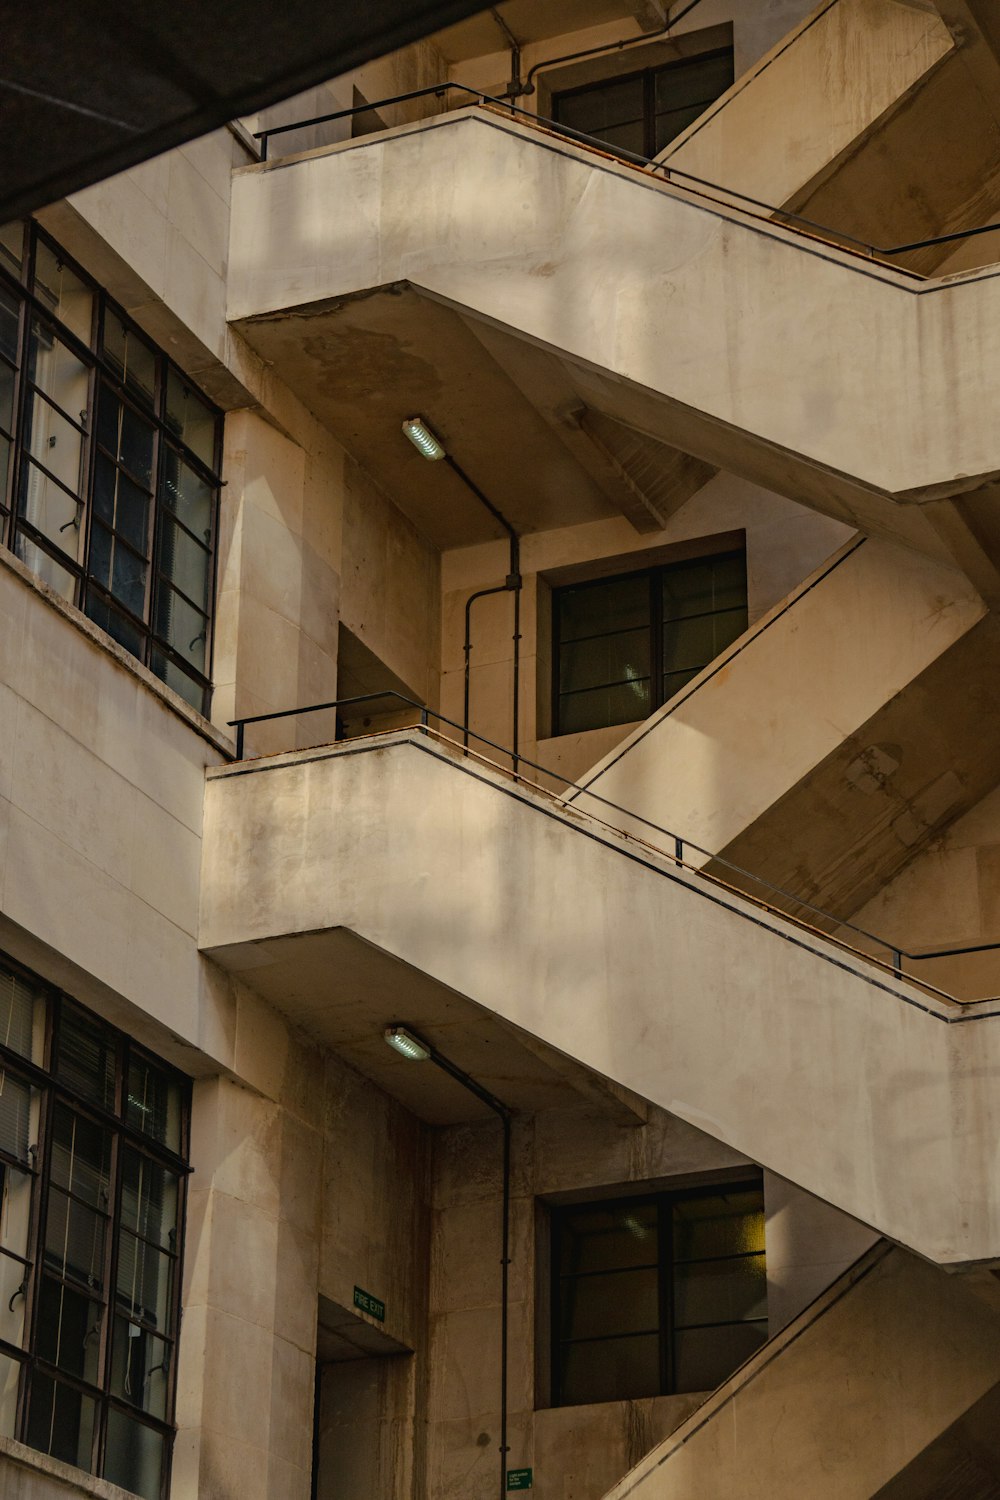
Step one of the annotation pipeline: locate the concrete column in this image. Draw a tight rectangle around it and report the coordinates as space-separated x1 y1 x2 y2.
216 410 342 755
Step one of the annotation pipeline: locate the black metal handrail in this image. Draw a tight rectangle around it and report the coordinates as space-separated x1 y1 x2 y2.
228 690 1000 993
252 81 1000 266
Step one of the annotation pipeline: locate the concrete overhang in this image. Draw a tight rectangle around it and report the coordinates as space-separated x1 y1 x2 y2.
228 109 1000 568
231 281 715 549
204 924 647 1127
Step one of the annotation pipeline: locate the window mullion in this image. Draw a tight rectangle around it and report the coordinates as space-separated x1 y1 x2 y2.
8 262 31 563
18 1073 53 1446
145 377 163 671
78 349 100 620
658 1198 673 1395
95 1115 123 1481
651 569 664 713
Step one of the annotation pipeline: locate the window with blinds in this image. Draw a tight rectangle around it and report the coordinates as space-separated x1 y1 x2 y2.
0 953 189 1500
0 221 221 715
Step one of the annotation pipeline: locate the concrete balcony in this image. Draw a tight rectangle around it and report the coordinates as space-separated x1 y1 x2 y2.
200 729 1000 1268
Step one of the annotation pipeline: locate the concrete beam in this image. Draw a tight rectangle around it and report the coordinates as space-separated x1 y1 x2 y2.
923 494 1000 609
934 0 1000 124
632 0 667 32
571 407 682 533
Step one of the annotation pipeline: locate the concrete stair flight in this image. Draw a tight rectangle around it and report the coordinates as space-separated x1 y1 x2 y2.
229 80 1000 588
200 729 1000 1269
564 535 1000 926
601 1244 1000 1500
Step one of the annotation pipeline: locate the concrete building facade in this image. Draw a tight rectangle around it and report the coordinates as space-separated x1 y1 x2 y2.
3 1 1000 1496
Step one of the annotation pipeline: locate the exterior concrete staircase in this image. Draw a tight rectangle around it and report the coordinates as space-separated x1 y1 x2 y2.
199 729 1000 1269
601 1243 1000 1500
228 97 1000 593
563 535 1000 926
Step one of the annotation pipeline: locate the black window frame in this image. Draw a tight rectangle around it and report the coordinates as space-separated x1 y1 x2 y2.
0 220 223 716
551 546 748 738
551 45 735 161
549 1176 767 1409
0 950 191 1500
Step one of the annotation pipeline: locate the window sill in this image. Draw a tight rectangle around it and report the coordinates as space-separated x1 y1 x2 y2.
0 1435 144 1500
0 545 234 760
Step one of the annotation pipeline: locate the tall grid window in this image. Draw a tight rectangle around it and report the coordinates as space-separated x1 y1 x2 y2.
0 953 190 1500
551 1181 767 1408
0 219 222 714
553 548 748 736
551 47 734 160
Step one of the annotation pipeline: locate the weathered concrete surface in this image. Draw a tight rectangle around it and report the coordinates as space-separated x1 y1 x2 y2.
0 1437 137 1500
200 732 1000 1266
660 0 953 207
602 1245 1000 1500
567 535 983 845
227 110 1000 566
565 536 1000 920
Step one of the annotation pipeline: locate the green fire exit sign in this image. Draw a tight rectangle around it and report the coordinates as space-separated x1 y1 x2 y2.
353 1285 385 1321
507 1469 533 1490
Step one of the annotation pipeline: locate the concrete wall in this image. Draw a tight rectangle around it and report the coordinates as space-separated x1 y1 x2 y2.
441 476 851 784
843 778 1000 999
177 1039 432 1500
0 558 432 1500
341 457 441 712
425 1101 873 1500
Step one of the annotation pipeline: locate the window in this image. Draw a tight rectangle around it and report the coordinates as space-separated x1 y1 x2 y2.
550 1181 766 1407
0 953 190 1500
551 47 734 160
553 548 747 736
0 220 222 714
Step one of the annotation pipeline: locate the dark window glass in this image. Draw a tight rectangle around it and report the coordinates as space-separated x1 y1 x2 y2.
103 310 156 409
104 1405 166 1500
552 1180 766 1407
56 1004 117 1111
26 1370 97 1469
552 46 734 160
126 1056 183 1155
554 549 747 735
0 284 20 362
0 951 189 1495
0 222 24 282
0 223 221 714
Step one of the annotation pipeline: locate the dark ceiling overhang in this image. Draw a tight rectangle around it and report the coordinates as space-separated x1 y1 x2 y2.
0 0 490 222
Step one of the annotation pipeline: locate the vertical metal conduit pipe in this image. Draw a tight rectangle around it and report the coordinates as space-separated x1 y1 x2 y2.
445 454 522 771
417 1034 513 1500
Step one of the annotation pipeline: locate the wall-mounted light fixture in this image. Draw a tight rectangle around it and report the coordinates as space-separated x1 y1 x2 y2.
401 416 447 461
383 1024 432 1061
